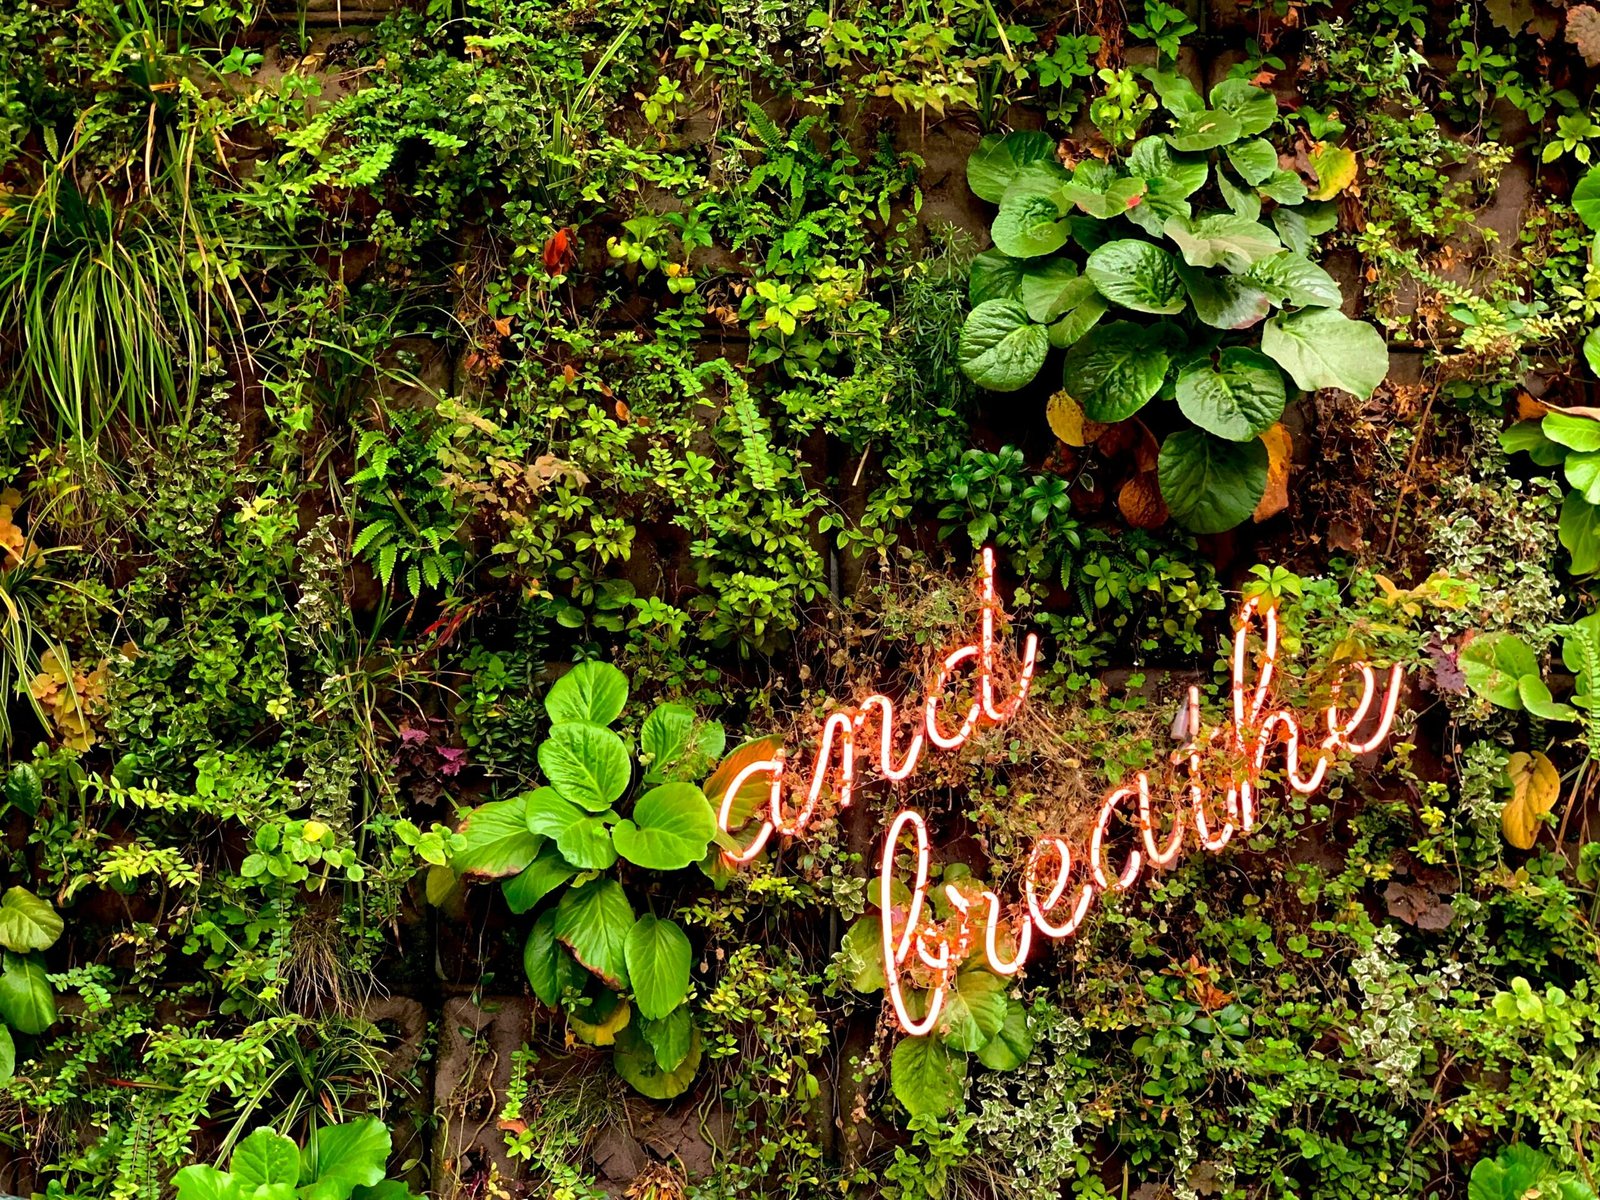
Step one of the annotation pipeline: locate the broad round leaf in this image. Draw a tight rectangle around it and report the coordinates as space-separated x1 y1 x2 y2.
1175 349 1286 440
1062 321 1170 423
937 969 1009 1051
1020 258 1092 324
624 915 692 1019
1157 429 1270 534
640 703 725 784
613 1020 702 1099
232 1128 300 1191
1245 251 1342 308
1566 451 1600 504
452 797 541 879
503 842 580 914
4 765 42 816
0 887 63 953
890 1034 966 1118
1225 137 1278 185
1085 240 1185 315
1164 109 1242 152
975 998 1035 1071
959 300 1049 392
300 1118 390 1194
1164 213 1281 271
524 909 588 1005
613 783 717 871
992 192 1070 259
1129 136 1208 195
1460 633 1538 709
967 131 1059 204
969 249 1026 304
539 722 632 811
544 660 628 726
639 1004 693 1072
173 1166 238 1200
1575 167 1600 231
0 952 55 1034
554 880 635 989
524 788 616 870
1176 264 1273 330
1261 308 1388 399
1544 411 1600 452
1048 295 1109 348
1209 78 1277 136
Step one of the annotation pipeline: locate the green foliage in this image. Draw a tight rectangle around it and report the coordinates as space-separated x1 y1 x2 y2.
173 1119 417 1200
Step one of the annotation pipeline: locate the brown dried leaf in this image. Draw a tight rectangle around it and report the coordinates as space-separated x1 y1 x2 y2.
1516 392 1552 420
1571 5 1600 64
1383 881 1457 931
1118 471 1169 529
1253 424 1293 522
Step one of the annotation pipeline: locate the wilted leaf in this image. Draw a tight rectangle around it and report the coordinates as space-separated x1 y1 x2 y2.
1306 144 1357 201
1253 424 1293 521
1118 471 1169 529
1502 750 1560 851
1569 5 1600 65
1047 392 1104 447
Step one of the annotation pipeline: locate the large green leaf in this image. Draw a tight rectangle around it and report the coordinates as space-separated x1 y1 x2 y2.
890 1035 966 1118
1566 451 1600 504
992 191 1071 259
1158 430 1270 534
1085 240 1186 314
232 1128 300 1192
1048 295 1109 348
1258 169 1308 205
1020 258 1093 324
1164 213 1281 271
613 783 717 871
624 915 692 1020
524 787 618 870
1164 109 1242 152
524 909 588 1005
1574 167 1600 231
1209 78 1277 136
0 1024 11 1084
554 880 635 989
1244 251 1342 308
544 661 628 727
1225 138 1278 185
174 1167 241 1200
1261 308 1388 399
641 703 724 784
969 249 1026 304
1062 322 1170 422
299 1119 389 1200
638 1004 694 1072
1459 633 1539 709
967 131 1060 204
839 914 886 992
502 842 580 914
1177 264 1273 330
613 1020 702 1099
975 998 1034 1071
1175 349 1286 440
452 796 541 879
4 765 42 816
1128 136 1208 195
1544 410 1600 452
937 969 1009 1051
958 299 1048 393
1564 491 1600 576
0 952 55 1034
539 722 632 812
0 887 63 953
1501 420 1568 466
1059 161 1148 219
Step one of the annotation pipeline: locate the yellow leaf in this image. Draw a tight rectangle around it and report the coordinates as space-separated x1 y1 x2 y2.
1307 143 1358 201
1502 750 1560 850
1047 391 1090 447
569 997 632 1046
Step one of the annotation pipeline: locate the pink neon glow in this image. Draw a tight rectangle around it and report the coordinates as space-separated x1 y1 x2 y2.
717 555 1406 1037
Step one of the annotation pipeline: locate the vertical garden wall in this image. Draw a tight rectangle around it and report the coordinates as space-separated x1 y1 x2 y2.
1 0 1600 1196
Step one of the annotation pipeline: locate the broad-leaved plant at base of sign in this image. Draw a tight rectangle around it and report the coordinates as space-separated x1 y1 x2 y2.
957 69 1389 534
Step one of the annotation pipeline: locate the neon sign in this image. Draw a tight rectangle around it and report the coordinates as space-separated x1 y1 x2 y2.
716 550 1403 1037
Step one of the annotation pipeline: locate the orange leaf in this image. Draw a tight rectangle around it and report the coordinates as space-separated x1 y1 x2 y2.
1118 471 1169 529
1253 423 1293 522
